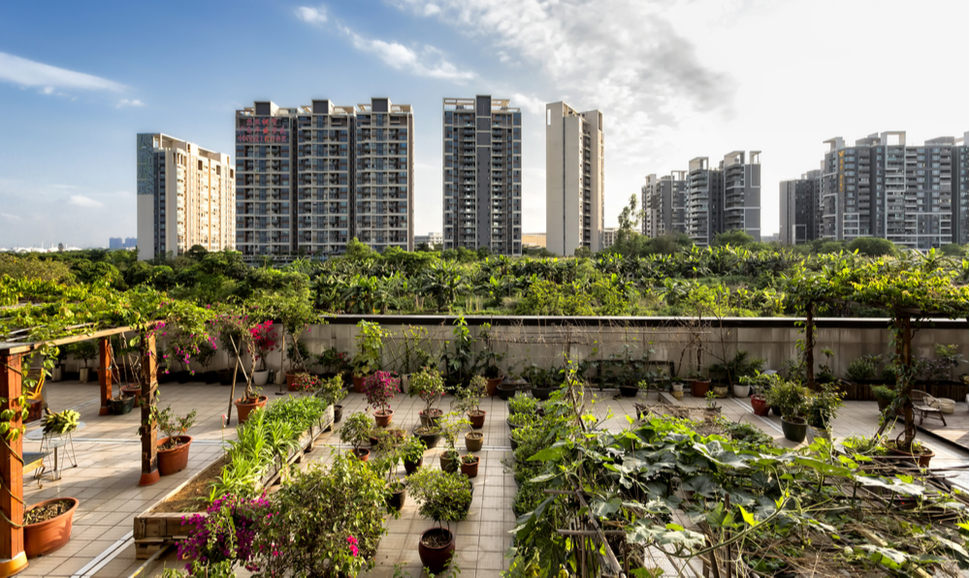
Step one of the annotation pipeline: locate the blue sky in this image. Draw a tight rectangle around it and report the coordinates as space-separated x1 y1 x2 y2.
0 0 967 248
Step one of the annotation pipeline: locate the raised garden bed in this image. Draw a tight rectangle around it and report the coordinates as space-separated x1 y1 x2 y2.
132 405 334 559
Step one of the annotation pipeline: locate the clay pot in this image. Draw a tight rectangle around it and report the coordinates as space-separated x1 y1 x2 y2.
467 410 486 429
460 455 480 478
418 527 456 574
235 395 268 424
750 396 769 416
439 452 458 473
485 376 503 396
465 432 483 452
353 448 371 462
419 409 443 428
24 497 79 558
404 456 424 475
887 443 935 468
352 374 367 393
690 380 711 398
157 436 193 476
374 409 394 428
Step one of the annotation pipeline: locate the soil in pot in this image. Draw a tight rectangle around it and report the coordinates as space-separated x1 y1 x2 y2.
404 457 424 475
618 384 639 398
235 395 269 424
465 432 483 452
460 456 480 478
374 409 394 428
24 497 79 558
781 417 808 443
418 527 456 574
353 448 371 462
468 409 486 429
157 436 193 476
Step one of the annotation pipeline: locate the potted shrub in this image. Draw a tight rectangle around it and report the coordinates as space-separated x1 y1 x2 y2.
156 406 197 476
364 371 400 428
884 436 936 468
806 382 845 441
352 320 388 393
250 320 277 386
507 392 538 416
872 385 896 413
767 379 809 443
708 350 765 394
410 366 446 427
314 374 347 422
460 454 480 478
23 497 79 558
740 374 771 416
108 393 136 415
522 363 559 400
689 371 711 398
401 434 427 475
41 409 80 437
370 428 409 513
454 375 487 429
407 468 472 574
473 323 506 396
846 355 878 383
437 413 466 473
72 341 98 383
340 411 374 461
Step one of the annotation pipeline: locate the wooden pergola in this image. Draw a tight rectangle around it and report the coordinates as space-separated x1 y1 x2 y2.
0 326 160 577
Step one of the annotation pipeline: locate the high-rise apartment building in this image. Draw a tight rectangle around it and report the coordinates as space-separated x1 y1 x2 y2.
779 170 821 245
819 131 968 249
683 151 761 246
642 171 687 238
136 133 234 261
545 102 604 256
442 96 522 256
234 99 412 263
685 157 721 246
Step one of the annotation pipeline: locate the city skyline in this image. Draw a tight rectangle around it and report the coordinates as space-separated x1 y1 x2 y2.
0 0 967 248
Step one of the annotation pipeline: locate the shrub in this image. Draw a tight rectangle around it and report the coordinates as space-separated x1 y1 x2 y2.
407 468 472 529
846 356 877 382
363 370 400 414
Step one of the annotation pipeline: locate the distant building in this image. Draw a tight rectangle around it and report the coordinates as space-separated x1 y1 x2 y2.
109 237 123 249
642 171 687 238
414 232 443 247
442 96 522 256
601 228 618 249
779 170 821 245
819 131 968 249
522 233 546 248
545 102 604 256
137 133 235 261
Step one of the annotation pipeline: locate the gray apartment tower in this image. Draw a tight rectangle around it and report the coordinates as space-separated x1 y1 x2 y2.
684 152 761 246
779 171 821 245
819 131 968 249
235 98 413 263
642 172 687 238
442 96 522 256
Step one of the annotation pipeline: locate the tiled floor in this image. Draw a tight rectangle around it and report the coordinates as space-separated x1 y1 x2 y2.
12 380 969 577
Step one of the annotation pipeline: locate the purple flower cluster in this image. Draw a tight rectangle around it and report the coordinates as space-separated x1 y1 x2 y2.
178 493 273 574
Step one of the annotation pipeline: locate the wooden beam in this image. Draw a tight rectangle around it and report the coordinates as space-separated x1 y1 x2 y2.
0 325 135 356
0 353 28 577
138 333 159 487
98 337 112 416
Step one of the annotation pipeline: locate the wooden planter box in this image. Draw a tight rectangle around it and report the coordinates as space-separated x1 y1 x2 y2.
132 405 334 559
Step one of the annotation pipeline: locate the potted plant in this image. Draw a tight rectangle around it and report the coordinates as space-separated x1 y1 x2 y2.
401 434 427 475
767 379 809 443
41 408 80 436
108 393 136 415
454 375 487 429
23 497 80 558
871 385 896 413
410 366 446 427
522 363 559 400
884 436 936 468
473 323 506 396
250 320 277 386
496 378 519 400
437 413 466 473
807 382 845 441
213 307 267 423
193 340 219 383
340 411 374 461
670 381 684 400
72 341 98 383
370 428 409 513
407 468 472 574
352 320 388 393
459 453 480 478
156 406 197 476
364 370 400 428
314 374 347 422
637 373 661 401
740 374 771 416
507 392 538 416
689 371 711 398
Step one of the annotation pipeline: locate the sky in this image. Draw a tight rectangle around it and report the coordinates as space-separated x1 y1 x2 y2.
0 0 967 248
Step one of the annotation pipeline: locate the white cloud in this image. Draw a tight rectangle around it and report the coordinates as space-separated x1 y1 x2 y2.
0 52 126 92
0 212 20 221
116 98 145 108
295 6 328 26
509 93 545 115
69 195 104 208
340 26 474 82
423 4 441 16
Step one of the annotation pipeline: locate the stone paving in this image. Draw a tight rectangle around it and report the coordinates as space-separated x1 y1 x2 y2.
13 378 970 577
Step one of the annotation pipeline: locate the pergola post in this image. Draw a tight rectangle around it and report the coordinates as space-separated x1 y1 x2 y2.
0 352 28 577
137 333 159 487
98 337 112 416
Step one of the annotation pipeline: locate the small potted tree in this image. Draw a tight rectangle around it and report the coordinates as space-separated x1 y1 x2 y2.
351 320 388 393
363 370 400 428
156 406 198 476
401 434 427 475
410 366 446 428
437 413 466 473
213 309 266 424
371 428 408 513
767 379 809 443
340 411 374 461
407 468 472 574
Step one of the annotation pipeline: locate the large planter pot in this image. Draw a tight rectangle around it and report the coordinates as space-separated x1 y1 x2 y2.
465 432 483 452
374 409 394 428
24 497 79 558
218 369 234 386
121 384 142 398
496 383 517 400
404 456 424 475
485 376 503 397
157 436 193 476
419 409 443 428
387 485 407 511
439 452 458 473
418 527 456 574
235 395 268 424
52 365 64 382
253 369 269 386
353 448 371 462
732 384 750 398
108 395 136 415
333 405 343 423
413 426 441 449
781 417 808 443
460 456 480 478
618 385 639 398
750 396 770 416
78 367 90 383
467 410 486 429
531 386 556 401
352 374 367 393
690 380 711 398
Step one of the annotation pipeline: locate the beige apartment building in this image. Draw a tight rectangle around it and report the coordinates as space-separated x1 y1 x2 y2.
545 102 604 256
137 133 234 261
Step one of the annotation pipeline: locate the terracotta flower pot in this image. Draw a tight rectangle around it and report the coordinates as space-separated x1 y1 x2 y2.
374 409 394 428
467 410 486 429
485 376 503 396
235 395 268 424
750 396 769 416
24 497 79 558
353 448 371 462
886 442 935 468
352 374 367 393
465 432 483 452
460 456 480 478
418 527 456 574
690 380 711 398
157 436 192 476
